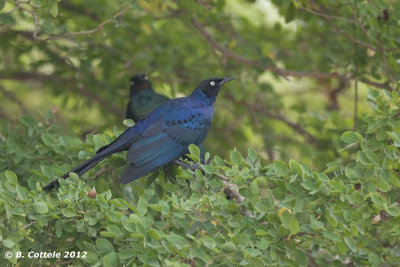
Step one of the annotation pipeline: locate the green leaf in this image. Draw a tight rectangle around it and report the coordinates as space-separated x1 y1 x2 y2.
33 202 48 214
340 131 359 144
103 252 118 267
250 181 259 196
165 234 187 249
41 165 55 179
137 197 147 217
387 131 400 142
55 221 62 238
294 249 307 266
118 249 135 260
19 114 35 128
365 150 378 164
214 156 225 166
221 242 237 252
345 163 364 180
188 144 200 162
49 2 58 17
96 238 114 253
62 207 76 217
202 164 216 174
344 237 356 252
83 251 99 264
0 13 16 25
230 150 242 164
107 225 122 236
2 239 15 248
289 216 299 234
7 232 24 243
247 147 257 162
285 1 297 23
123 119 135 127
5 170 18 184
274 161 288 176
16 184 27 200
147 229 162 240
374 178 391 192
317 173 330 182
188 144 200 157
191 247 210 261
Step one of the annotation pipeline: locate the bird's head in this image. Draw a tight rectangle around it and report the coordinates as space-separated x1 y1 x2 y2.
129 74 152 93
196 77 234 98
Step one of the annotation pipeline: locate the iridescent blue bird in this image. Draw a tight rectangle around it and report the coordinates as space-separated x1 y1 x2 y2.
126 74 169 122
126 74 206 161
44 77 233 190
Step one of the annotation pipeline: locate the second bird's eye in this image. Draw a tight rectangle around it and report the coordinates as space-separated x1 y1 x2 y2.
210 81 215 86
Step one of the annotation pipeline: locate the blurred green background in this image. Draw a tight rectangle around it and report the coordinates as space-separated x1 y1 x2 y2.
0 0 398 169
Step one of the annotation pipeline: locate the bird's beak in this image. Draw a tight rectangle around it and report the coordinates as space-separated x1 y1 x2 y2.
220 77 234 85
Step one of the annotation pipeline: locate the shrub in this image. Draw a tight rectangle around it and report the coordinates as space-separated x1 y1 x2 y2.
1 88 400 266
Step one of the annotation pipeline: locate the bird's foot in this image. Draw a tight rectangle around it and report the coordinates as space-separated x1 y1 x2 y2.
173 159 200 171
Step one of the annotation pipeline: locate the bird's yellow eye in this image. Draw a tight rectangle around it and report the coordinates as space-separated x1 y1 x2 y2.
210 81 215 86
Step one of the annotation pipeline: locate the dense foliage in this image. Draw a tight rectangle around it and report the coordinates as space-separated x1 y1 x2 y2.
1 88 400 266
1 0 400 266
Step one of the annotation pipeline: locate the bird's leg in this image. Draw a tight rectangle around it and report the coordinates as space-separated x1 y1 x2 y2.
173 159 200 171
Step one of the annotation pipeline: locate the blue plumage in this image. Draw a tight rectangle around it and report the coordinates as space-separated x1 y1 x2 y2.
43 77 233 190
126 74 169 121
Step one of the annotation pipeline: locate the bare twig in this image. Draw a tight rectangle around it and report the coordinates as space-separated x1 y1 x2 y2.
225 94 319 144
0 85 28 113
191 17 392 90
297 2 355 23
23 221 36 229
223 183 245 202
20 6 128 41
173 160 230 181
173 159 248 204
327 79 347 110
353 79 358 131
94 167 109 180
0 72 124 117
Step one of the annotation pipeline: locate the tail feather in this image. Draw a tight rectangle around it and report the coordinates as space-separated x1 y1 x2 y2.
119 164 157 184
43 128 136 191
43 153 105 191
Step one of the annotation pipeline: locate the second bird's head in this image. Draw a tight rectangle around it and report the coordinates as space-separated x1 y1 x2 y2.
129 74 152 94
196 77 234 98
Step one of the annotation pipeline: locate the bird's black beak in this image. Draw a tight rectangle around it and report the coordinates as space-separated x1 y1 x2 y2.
219 77 234 86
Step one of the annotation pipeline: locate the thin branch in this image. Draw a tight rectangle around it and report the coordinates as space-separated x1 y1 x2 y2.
94 167 110 180
23 221 36 229
359 78 391 91
173 159 248 204
353 79 358 131
0 85 28 113
0 72 124 117
296 2 356 23
225 94 319 144
21 6 128 41
173 160 230 182
191 17 392 90
327 79 347 110
0 106 13 121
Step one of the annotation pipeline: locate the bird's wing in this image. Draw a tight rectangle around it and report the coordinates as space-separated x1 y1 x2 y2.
126 105 211 168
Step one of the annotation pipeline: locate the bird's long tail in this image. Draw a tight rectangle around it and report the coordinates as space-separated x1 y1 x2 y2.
43 153 106 191
43 125 136 191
